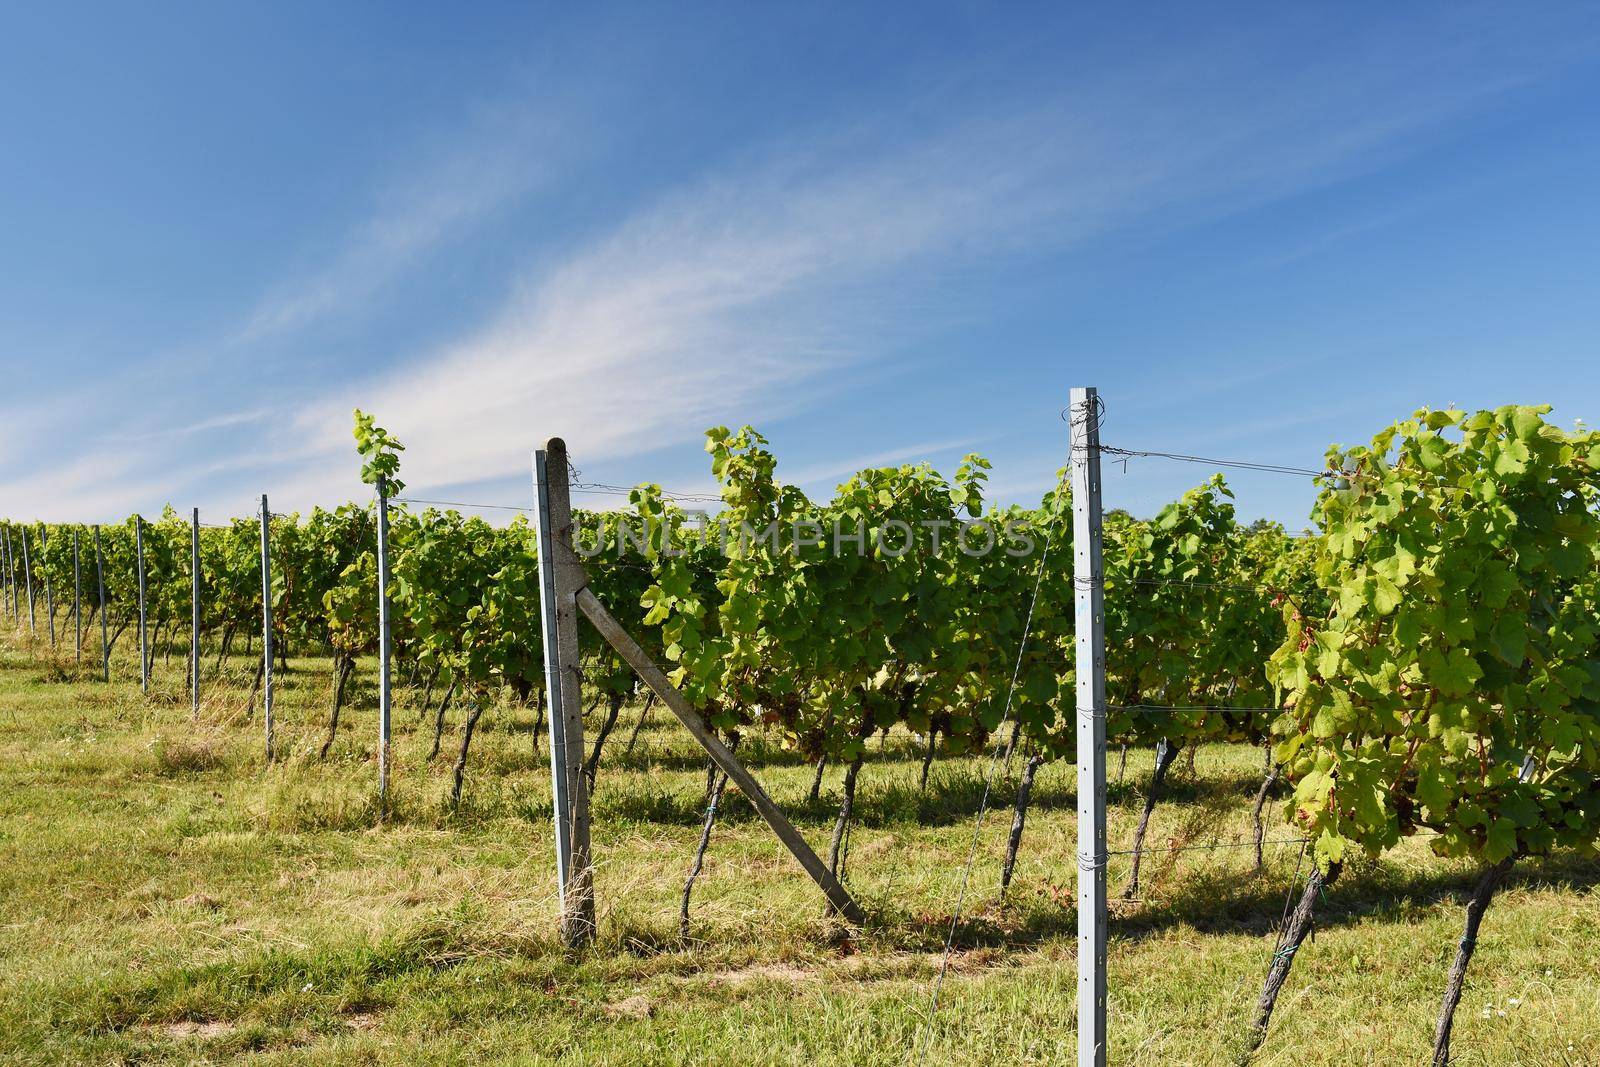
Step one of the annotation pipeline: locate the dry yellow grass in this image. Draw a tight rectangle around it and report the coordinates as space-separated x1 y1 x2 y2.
0 631 1595 1064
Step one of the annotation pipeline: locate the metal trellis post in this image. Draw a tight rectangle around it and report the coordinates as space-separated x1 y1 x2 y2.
40 524 55 646
260 495 274 762
73 526 82 662
2 524 13 623
135 516 148 694
95 526 108 682
7 524 16 625
1071 385 1108 1067
21 525 34 634
376 476 393 808
191 508 201 719
9 523 18 626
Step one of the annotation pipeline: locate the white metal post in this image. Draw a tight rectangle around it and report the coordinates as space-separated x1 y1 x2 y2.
11 524 18 626
1071 386 1108 1067
39 525 55 646
12 524 21 627
21 526 34 634
2 524 12 623
533 448 574 911
73 526 82 662
191 508 201 719
260 496 274 762
5 524 15 624
94 526 109 682
7 524 17 625
7 524 16 625
8 524 18 626
135 515 148 694
376 475 393 808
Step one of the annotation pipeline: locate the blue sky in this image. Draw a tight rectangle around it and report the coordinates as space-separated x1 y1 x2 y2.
2 3 1598 526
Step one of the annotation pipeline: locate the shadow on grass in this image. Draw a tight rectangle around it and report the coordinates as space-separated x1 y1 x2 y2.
887 848 1600 954
59 903 559 1036
590 757 1271 829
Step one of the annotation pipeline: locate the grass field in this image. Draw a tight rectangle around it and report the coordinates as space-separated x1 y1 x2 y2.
0 629 1596 1065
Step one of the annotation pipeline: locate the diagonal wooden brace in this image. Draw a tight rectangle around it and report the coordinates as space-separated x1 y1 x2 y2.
574 585 866 925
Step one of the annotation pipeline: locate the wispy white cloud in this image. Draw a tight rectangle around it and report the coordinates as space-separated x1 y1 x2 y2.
10 8 1597 522
233 106 575 345
263 30 1571 503
0 451 166 522
117 408 273 444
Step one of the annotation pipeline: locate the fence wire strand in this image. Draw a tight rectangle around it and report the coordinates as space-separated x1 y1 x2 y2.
1095 444 1343 480
914 452 1077 1059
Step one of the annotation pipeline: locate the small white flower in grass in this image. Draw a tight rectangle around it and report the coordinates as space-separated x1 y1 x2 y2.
302 983 313 993
1507 997 1521 1007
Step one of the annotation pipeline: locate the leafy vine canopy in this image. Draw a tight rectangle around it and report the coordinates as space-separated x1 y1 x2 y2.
1270 405 1600 868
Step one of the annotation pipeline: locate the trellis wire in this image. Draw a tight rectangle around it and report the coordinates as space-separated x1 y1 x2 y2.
1094 443 1344 480
914 460 1074 1058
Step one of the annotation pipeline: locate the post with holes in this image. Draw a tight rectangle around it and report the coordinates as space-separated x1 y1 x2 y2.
10 524 20 625
21 525 34 634
376 475 393 809
73 526 82 662
260 495 275 762
135 515 148 694
6 523 16 624
6 523 17 625
8 524 18 625
10 524 19 625
1071 386 1108 1067
39 525 55 646
533 440 594 945
94 526 109 682
191 508 201 719
2 524 12 622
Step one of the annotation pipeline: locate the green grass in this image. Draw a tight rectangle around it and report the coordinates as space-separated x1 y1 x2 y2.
0 626 1596 1065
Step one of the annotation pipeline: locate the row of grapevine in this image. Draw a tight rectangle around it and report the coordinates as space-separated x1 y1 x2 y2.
2 403 1596 1063
0 419 1294 801
1252 405 1600 1063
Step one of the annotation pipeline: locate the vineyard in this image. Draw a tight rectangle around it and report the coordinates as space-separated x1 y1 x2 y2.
1 399 1597 1065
